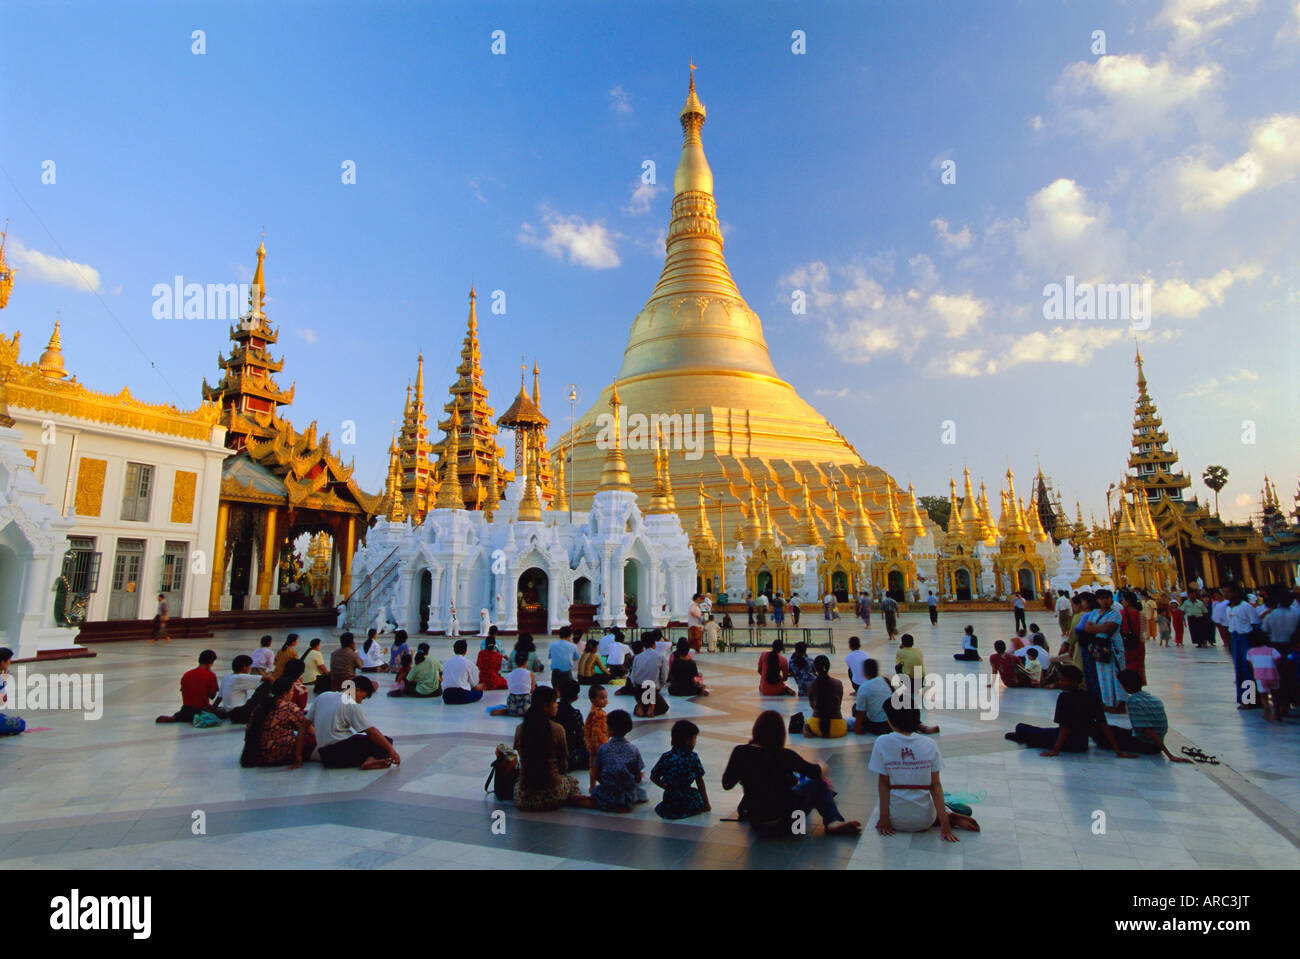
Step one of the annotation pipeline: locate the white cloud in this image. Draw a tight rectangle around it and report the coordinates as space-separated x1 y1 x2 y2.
927 292 986 338
1027 115 1044 132
931 348 998 378
622 180 663 215
1057 54 1220 142
295 328 319 344
8 239 101 292
1014 178 1126 282
815 386 851 398
609 86 633 116
779 260 835 311
1233 492 1253 507
1004 326 1127 368
931 217 974 253
519 208 621 269
1280 1 1300 42
1149 264 1261 318
1156 0 1260 46
1179 368 1260 398
1169 114 1300 214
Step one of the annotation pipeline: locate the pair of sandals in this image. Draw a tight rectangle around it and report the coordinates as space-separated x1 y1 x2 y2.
1180 745 1220 765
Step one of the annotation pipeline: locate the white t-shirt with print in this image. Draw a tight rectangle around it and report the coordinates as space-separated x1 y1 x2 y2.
868 731 942 830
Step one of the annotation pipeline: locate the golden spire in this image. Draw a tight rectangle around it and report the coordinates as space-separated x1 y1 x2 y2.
903 482 926 539
647 426 671 514
851 479 878 550
0 220 14 310
693 479 716 547
743 480 762 546
384 435 406 523
948 476 966 538
759 483 777 544
799 478 824 546
549 450 567 513
676 65 711 195
1135 342 1147 393
435 406 465 509
249 238 267 319
597 380 633 491
518 429 542 521
659 427 676 512
37 319 68 380
828 481 847 545
531 359 540 407
977 481 997 542
958 467 979 528
883 483 902 536
1025 495 1047 541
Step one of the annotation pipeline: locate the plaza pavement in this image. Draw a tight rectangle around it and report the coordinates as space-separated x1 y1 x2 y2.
0 609 1296 870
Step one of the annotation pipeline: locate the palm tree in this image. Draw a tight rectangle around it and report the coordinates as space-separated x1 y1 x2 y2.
1202 465 1229 516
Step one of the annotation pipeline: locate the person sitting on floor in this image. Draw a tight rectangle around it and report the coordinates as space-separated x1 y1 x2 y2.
630 638 670 716
758 639 795 696
1014 635 1056 686
615 640 644 697
218 654 266 724
477 636 509 691
548 626 581 690
359 629 389 672
1117 670 1192 761
1004 665 1139 758
250 635 275 675
240 676 317 768
651 719 711 820
871 700 978 841
330 633 365 692
804 655 848 739
590 709 646 813
896 634 925 684
301 638 330 696
0 647 26 735
441 639 485 704
577 638 612 685
270 634 300 680
404 644 442 698
306 676 400 769
606 630 633 680
788 641 816 697
721 710 862 836
853 658 894 735
583 684 609 759
667 638 709 697
554 676 589 770
953 625 981 661
511 633 545 675
1022 647 1044 687
989 639 1025 688
388 630 411 671
512 686 595 811
843 635 868 692
490 649 536 717
156 649 221 723
388 649 414 697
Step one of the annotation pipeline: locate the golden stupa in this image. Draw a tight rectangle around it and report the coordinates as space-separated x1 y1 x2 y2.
558 70 904 548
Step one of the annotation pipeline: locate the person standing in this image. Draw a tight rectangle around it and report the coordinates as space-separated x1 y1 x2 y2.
1210 589 1230 648
1055 590 1073 639
1141 591 1158 641
746 591 756 627
755 591 769 627
150 593 170 644
687 593 704 653
789 593 801 627
861 592 872 627
1224 584 1257 709
1171 593 1186 646
925 590 938 625
882 594 899 641
772 591 786 627
1080 589 1126 711
1012 591 1027 631
1182 590 1210 648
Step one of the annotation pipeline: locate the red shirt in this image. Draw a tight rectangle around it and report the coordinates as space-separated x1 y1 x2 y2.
180 666 218 708
990 652 1019 687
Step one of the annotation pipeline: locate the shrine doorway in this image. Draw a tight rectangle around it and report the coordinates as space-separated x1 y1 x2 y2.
954 567 972 601
517 567 549 635
887 569 906 601
1017 567 1036 600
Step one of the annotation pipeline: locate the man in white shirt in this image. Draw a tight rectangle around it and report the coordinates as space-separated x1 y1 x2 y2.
597 627 616 660
441 639 484 704
306 677 399 769
606 631 632 677
1224 585 1258 708
755 592 769 626
1210 589 1230 647
844 635 868 691
853 658 893 734
217 654 265 724
1055 591 1073 637
823 591 839 621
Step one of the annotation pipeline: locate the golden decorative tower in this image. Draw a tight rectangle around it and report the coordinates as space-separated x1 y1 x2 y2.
434 406 466 509
799 477 824 547
597 381 633 491
851 480 878 551
37 321 68 380
947 476 966 539
1128 345 1191 506
530 360 556 504
393 352 436 522
201 240 296 450
977 481 998 543
903 483 927 541
555 69 901 546
498 369 551 521
548 452 567 513
0 223 15 310
430 289 512 510
382 435 407 523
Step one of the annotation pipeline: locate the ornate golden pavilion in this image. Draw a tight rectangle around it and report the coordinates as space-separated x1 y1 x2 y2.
203 241 380 612
554 73 910 576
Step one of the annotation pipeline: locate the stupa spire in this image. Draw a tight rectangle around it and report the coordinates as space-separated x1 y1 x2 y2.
597 381 633 491
38 319 68 380
435 406 465 509
948 476 965 538
799 478 824 546
0 220 14 310
693 479 716 547
851 479 878 550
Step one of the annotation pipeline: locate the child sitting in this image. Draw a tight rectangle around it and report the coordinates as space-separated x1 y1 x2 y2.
218 654 266 724
555 676 589 771
650 719 710 819
584 684 610 759
1023 647 1044 686
953 625 981 661
590 709 645 813
0 647 26 735
489 649 534 716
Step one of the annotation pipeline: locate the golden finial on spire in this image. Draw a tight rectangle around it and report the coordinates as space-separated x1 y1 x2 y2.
597 380 633 491
0 219 14 310
249 236 267 319
37 318 67 380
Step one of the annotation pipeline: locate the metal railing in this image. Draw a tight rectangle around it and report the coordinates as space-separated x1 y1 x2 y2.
342 546 401 632
617 625 835 653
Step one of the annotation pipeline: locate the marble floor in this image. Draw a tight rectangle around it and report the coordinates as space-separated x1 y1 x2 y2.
0 610 1296 870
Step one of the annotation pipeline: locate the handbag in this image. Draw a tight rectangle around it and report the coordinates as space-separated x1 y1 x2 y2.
485 744 518 801
788 711 805 735
191 711 222 729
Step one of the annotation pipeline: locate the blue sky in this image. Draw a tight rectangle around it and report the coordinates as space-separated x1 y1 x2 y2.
2 0 1297 523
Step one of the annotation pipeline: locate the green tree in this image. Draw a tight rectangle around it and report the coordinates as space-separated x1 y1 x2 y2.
917 495 951 532
1202 465 1229 516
